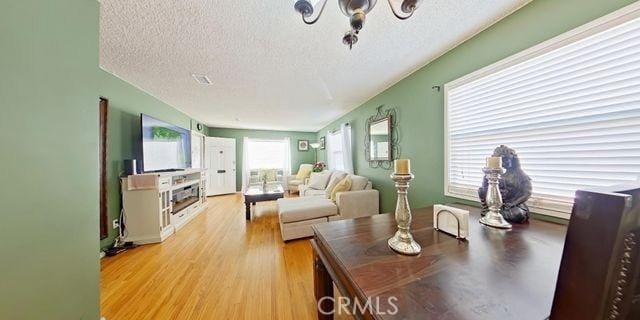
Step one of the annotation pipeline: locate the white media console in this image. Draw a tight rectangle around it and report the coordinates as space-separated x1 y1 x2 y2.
121 169 207 244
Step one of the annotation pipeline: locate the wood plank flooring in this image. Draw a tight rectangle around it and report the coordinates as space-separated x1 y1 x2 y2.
100 193 318 320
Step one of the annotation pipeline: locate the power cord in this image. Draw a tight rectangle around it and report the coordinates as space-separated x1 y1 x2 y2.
105 178 137 256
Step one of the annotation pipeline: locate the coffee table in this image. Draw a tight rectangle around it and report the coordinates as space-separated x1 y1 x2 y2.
243 183 284 220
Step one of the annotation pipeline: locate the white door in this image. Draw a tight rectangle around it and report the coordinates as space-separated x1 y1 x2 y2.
205 137 236 196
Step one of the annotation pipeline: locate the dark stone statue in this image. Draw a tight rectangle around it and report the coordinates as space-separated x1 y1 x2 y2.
478 145 532 223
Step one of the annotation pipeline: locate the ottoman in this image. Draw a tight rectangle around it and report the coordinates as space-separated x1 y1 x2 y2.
276 197 338 241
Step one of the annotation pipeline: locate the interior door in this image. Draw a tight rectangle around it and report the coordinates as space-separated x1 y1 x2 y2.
206 137 236 196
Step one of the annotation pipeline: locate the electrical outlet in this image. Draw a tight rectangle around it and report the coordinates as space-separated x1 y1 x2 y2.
112 219 120 229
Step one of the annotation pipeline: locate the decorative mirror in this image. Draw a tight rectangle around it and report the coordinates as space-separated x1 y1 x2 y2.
369 118 391 161
365 105 399 169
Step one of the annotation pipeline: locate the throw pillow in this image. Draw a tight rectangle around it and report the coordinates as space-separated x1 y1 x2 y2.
324 171 348 198
256 169 266 182
349 175 369 191
296 165 312 180
265 169 277 182
308 172 331 190
330 176 352 202
257 169 277 182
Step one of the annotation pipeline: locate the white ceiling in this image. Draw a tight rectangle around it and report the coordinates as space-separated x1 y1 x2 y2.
100 0 529 132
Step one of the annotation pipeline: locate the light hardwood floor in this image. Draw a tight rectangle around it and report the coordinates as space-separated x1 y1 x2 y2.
100 193 318 320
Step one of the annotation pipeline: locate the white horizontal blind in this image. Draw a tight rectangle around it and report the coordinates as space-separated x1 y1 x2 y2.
445 7 640 216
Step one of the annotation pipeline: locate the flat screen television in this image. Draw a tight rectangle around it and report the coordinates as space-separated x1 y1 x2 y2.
141 114 191 172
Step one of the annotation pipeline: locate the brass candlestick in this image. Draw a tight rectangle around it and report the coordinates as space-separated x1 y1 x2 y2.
388 172 421 255
479 167 512 229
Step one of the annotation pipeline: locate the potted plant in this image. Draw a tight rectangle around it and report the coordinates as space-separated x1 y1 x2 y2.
313 162 326 173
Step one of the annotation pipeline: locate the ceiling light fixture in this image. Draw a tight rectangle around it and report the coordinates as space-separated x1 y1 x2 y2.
294 0 423 49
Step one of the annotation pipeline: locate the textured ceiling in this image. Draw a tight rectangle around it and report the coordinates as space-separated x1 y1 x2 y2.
100 0 529 132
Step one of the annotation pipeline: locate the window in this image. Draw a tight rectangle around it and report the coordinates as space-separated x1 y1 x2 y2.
445 5 640 217
328 131 345 171
246 139 289 170
241 137 291 190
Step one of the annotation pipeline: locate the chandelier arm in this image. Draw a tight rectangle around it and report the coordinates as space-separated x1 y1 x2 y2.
385 0 416 20
302 0 330 25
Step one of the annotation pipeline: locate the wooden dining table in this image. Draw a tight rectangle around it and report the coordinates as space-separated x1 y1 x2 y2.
311 205 568 320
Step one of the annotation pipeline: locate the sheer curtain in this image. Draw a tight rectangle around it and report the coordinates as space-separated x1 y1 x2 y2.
326 132 335 170
327 131 341 170
326 123 353 173
340 123 354 174
241 137 251 192
282 137 292 181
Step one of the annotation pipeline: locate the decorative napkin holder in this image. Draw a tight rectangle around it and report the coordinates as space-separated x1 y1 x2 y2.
433 205 469 239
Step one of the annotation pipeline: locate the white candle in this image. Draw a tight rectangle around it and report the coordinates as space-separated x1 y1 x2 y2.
486 156 502 169
395 159 411 174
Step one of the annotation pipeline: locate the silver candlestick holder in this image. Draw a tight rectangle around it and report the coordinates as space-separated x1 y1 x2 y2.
388 173 421 255
479 167 512 229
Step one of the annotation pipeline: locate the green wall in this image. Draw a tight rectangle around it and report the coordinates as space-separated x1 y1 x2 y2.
0 1 210 317
208 128 317 190
0 1 100 319
98 71 206 249
317 0 637 215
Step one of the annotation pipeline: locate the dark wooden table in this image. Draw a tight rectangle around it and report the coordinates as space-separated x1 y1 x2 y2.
311 205 568 320
243 183 284 220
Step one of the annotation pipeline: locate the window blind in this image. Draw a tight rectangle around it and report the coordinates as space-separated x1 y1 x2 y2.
445 8 640 216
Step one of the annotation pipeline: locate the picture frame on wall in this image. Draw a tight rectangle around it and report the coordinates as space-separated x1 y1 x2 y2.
319 136 325 150
298 139 309 151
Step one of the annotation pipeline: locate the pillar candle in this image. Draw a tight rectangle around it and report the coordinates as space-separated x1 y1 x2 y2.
394 159 411 174
486 156 502 169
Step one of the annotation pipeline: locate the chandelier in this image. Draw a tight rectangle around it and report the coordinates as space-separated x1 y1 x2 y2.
294 0 423 49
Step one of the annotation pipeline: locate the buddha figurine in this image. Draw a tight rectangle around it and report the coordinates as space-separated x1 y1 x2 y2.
478 145 532 223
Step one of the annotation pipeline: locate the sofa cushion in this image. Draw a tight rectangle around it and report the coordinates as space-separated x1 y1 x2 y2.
277 197 337 223
308 172 331 190
288 179 304 186
349 175 369 191
302 188 327 197
330 176 352 202
325 171 348 198
297 184 309 195
256 169 278 182
280 216 328 241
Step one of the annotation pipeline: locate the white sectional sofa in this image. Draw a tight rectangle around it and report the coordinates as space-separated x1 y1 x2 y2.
276 170 379 241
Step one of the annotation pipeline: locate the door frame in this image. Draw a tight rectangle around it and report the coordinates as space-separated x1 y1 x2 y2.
99 97 109 240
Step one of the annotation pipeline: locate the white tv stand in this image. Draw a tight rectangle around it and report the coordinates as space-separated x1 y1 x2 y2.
121 169 207 244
